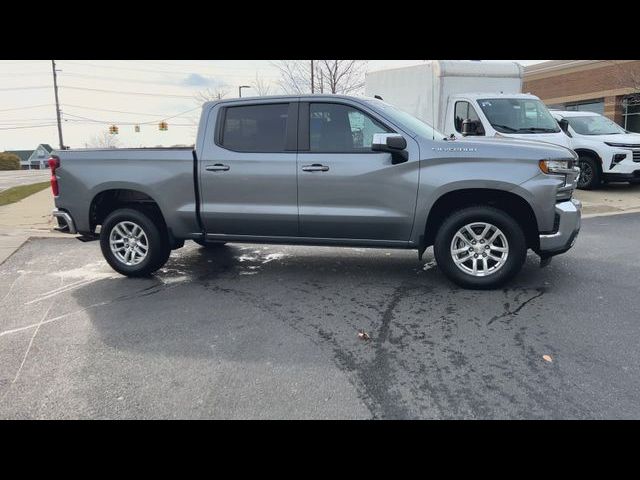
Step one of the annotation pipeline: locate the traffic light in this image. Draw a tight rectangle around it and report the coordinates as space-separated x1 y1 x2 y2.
159 121 168 131
109 125 119 135
134 125 140 133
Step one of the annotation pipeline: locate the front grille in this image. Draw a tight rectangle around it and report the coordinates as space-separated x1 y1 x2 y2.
604 142 640 162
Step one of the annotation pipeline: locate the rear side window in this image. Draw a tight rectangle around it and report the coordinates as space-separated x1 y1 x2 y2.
309 103 392 152
221 104 289 152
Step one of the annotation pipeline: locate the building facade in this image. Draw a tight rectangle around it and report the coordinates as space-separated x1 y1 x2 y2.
5 144 53 169
523 60 640 133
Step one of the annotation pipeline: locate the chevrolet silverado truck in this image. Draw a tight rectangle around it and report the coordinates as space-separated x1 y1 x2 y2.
49 95 581 289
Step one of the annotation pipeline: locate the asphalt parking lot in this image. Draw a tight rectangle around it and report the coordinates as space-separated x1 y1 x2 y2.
0 170 50 192
1 212 640 419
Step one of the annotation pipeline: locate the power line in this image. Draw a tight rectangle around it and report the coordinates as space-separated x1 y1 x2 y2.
0 61 49 66
58 70 279 86
0 72 51 77
62 104 199 118
0 104 53 113
59 72 181 85
63 119 196 127
59 60 279 77
0 86 51 92
0 123 57 131
120 60 272 71
0 118 57 124
60 85 196 99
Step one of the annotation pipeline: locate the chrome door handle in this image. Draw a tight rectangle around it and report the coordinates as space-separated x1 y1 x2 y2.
206 164 230 172
302 164 329 172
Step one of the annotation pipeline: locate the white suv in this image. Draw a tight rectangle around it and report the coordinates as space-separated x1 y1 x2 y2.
551 110 640 189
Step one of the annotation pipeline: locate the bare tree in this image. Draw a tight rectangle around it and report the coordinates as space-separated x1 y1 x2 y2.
86 131 121 149
318 60 367 95
252 73 273 96
272 60 368 95
271 60 313 94
195 86 230 103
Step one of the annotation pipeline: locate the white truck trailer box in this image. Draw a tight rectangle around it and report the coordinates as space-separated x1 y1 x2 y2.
365 61 571 149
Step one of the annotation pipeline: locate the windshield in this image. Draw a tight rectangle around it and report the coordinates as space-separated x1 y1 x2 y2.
477 98 560 134
566 115 627 135
365 98 445 140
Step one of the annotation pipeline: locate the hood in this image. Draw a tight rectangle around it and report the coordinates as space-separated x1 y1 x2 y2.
453 135 576 159
421 134 577 163
495 131 572 150
586 133 640 146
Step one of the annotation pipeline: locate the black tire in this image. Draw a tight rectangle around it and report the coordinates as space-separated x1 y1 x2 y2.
433 206 527 290
193 238 227 248
100 207 171 277
577 156 600 190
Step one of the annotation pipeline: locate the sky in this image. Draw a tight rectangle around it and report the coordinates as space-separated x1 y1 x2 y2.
0 60 545 151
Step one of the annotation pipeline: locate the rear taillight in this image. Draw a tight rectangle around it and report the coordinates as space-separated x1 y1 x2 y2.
48 155 60 196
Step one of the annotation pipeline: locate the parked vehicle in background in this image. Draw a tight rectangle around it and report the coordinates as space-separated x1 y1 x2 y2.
551 110 640 189
365 60 572 149
50 95 581 289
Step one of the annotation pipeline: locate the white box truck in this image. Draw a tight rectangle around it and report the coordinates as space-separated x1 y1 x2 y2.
365 60 571 149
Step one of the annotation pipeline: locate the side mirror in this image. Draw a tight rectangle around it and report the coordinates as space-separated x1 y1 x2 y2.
558 118 572 137
372 133 408 164
461 119 484 137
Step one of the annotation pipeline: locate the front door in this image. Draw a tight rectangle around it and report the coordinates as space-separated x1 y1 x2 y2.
297 101 420 242
199 101 299 237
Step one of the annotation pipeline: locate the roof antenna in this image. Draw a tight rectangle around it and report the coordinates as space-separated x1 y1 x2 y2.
374 95 383 100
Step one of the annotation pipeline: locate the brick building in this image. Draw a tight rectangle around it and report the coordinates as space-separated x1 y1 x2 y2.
523 60 640 133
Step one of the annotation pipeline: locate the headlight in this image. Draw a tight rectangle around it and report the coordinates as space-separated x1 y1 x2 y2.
539 159 575 175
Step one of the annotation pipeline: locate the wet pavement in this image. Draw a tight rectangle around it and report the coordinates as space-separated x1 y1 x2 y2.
1 213 640 419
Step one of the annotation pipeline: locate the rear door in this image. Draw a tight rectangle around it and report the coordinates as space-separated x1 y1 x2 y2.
199 100 299 237
296 100 420 242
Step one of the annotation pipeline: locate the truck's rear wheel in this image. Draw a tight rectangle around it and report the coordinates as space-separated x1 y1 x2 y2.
433 206 527 289
100 208 170 277
577 156 600 190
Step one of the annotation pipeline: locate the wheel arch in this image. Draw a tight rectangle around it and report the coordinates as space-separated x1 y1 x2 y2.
422 188 539 252
574 148 603 174
88 188 178 248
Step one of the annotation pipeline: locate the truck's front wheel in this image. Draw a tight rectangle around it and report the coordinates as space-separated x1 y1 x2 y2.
433 206 527 289
100 208 171 277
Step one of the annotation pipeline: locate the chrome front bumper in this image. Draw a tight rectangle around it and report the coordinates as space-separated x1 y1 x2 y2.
52 209 77 234
538 198 581 255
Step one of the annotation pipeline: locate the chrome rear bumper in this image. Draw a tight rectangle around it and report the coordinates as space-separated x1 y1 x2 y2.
52 209 77 234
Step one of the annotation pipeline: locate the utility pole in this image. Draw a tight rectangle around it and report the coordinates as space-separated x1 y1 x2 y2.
51 60 64 150
310 60 314 94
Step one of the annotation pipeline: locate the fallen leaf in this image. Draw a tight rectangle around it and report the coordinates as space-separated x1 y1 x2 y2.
357 329 370 341
542 355 553 363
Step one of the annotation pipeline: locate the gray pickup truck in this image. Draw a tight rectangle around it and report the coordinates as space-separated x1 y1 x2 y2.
50 95 581 289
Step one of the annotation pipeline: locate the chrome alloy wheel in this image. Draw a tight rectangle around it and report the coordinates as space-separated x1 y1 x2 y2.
450 222 509 277
109 221 149 266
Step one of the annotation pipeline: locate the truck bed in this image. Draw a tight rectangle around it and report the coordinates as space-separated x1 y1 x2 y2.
53 147 198 237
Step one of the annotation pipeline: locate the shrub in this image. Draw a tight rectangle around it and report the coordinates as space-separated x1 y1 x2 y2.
0 152 21 170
